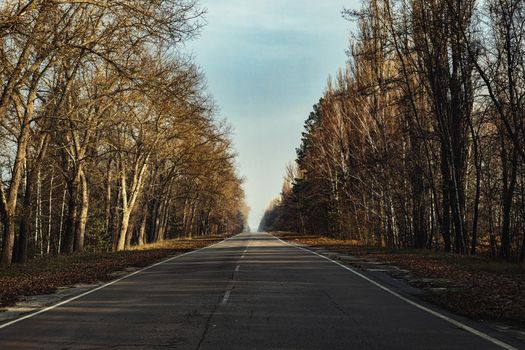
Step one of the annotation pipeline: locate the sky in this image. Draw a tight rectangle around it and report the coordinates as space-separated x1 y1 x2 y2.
189 0 358 230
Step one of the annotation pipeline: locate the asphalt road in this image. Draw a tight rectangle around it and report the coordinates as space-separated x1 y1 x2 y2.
0 232 522 349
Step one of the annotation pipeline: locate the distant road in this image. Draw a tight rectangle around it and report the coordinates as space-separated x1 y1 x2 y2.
0 232 522 349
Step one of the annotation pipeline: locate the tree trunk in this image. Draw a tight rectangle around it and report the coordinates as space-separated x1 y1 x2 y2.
441 151 452 252
111 183 122 251
149 198 159 242
125 218 135 249
104 163 112 240
74 169 89 252
58 186 67 254
46 168 54 255
14 169 33 263
411 161 426 248
138 209 147 246
62 173 80 254
1 125 31 265
500 146 518 260
117 209 131 251
469 121 481 255
158 198 170 241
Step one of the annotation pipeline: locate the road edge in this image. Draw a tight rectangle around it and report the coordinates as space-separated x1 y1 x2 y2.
0 235 236 330
271 233 520 350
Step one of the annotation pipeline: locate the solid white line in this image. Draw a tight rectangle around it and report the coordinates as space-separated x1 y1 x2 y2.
272 235 518 350
221 290 231 305
0 236 233 330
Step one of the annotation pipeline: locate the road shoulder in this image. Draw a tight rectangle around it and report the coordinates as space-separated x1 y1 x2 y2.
0 236 228 326
273 232 525 349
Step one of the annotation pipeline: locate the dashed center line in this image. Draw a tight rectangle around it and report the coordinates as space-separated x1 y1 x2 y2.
221 290 231 305
220 243 248 306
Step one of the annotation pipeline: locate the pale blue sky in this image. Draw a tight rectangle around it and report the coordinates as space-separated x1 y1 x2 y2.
189 1 358 230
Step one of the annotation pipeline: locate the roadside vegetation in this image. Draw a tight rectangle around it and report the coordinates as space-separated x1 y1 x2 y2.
261 0 525 259
0 1 248 267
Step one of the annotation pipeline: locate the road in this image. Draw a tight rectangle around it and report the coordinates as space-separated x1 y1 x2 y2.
0 232 522 349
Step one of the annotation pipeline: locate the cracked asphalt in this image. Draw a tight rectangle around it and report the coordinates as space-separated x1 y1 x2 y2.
0 232 522 349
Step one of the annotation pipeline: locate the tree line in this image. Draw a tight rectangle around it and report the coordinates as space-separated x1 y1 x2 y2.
260 0 525 261
0 0 247 265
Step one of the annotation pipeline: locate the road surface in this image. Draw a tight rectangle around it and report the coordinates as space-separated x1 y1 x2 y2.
0 232 522 349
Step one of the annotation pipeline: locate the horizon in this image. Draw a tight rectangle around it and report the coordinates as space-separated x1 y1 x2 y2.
189 0 357 229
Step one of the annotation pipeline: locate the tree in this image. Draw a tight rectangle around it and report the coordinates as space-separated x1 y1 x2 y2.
0 0 247 265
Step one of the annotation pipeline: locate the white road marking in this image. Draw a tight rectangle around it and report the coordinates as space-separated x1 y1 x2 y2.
221 290 232 305
0 236 236 330
273 235 518 350
221 244 247 306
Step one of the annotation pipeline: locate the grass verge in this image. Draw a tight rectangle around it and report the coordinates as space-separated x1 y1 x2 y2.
275 232 525 327
0 236 226 307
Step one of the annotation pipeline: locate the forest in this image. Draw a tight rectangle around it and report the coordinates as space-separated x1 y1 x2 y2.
0 0 248 266
260 0 525 262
